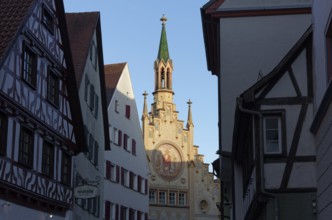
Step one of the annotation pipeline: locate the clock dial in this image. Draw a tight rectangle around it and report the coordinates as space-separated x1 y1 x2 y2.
152 144 183 181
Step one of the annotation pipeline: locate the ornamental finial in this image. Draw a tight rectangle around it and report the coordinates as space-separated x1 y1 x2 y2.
160 14 167 25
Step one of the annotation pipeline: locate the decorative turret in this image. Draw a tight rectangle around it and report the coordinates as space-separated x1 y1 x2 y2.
187 99 194 128
153 15 174 98
142 91 149 120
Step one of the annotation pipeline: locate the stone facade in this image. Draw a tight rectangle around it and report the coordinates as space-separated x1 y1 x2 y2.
142 16 220 220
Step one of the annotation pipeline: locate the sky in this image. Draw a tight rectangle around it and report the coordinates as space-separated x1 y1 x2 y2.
63 0 218 171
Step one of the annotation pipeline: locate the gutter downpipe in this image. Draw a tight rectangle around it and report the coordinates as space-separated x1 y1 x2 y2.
237 97 279 220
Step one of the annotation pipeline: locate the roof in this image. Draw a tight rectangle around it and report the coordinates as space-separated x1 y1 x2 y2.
66 12 99 87
157 15 170 62
104 62 127 104
0 0 35 65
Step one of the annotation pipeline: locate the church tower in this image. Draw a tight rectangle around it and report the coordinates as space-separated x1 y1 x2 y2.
142 16 220 220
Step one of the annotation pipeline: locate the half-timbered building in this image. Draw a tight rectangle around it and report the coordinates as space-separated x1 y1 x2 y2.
66 12 110 220
0 0 86 219
233 26 316 220
201 0 312 219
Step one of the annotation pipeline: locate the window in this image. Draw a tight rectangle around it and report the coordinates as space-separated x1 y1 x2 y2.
22 44 37 88
19 126 34 168
84 75 90 101
105 201 111 220
120 206 127 220
90 85 95 110
123 133 129 151
179 192 186 206
47 69 59 106
121 168 129 187
159 191 166 204
115 100 119 113
0 113 7 155
112 128 122 146
149 190 156 204
93 141 98 166
42 140 54 177
129 208 135 220
132 139 136 155
42 6 54 33
94 95 99 118
90 41 97 70
169 192 176 205
125 105 131 119
61 152 71 185
263 116 282 154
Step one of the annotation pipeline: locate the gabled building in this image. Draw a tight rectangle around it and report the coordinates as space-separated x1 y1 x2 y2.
66 12 110 220
233 27 316 220
311 1 332 219
142 15 220 220
201 0 312 219
0 0 86 219
104 62 149 220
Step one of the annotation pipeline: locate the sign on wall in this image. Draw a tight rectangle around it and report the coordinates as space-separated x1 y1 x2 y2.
74 185 98 199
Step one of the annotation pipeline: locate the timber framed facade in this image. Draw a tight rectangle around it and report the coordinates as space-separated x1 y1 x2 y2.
0 0 85 217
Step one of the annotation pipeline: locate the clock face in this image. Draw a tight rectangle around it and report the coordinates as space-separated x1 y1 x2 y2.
152 144 183 181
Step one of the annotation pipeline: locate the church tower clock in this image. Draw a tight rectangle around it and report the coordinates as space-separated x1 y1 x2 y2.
142 15 220 220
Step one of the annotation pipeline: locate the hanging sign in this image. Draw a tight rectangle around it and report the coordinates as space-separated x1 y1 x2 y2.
74 185 98 199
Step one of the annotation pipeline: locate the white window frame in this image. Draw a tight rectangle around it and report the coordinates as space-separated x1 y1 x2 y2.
179 192 186 206
169 191 176 205
263 116 282 154
159 191 166 204
149 190 156 204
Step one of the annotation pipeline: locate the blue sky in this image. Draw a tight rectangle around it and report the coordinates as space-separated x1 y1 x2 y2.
64 0 218 171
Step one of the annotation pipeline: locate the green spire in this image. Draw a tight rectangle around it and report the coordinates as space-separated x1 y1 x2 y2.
157 15 170 62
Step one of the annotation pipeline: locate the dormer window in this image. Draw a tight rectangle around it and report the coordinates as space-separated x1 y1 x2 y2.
42 6 54 34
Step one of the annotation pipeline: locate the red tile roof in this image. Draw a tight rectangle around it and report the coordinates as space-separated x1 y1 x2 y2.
104 63 127 104
66 12 99 87
0 0 35 64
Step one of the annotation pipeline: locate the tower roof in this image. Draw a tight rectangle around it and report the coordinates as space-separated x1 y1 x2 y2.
157 15 170 62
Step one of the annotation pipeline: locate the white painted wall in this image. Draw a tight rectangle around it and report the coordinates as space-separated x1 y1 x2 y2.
104 63 149 215
312 1 332 219
73 29 106 220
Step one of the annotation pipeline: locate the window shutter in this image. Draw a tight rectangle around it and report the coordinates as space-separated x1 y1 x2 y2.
118 130 122 146
124 134 128 150
130 171 134 189
145 179 148 194
132 139 136 155
106 160 111 179
125 105 130 119
138 175 142 192
105 201 110 220
121 167 124 185
94 95 99 117
115 204 119 220
116 165 120 183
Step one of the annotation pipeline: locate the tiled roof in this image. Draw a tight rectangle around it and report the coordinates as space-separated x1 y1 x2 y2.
104 63 127 104
0 0 35 64
66 12 99 87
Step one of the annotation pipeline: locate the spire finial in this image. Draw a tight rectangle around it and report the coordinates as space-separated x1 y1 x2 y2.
187 99 194 128
160 14 167 25
142 91 149 120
